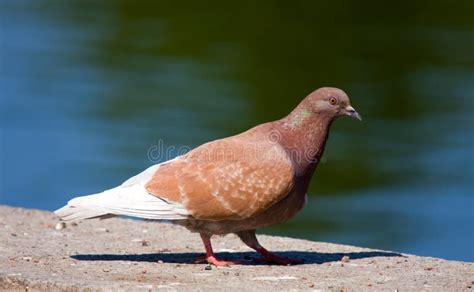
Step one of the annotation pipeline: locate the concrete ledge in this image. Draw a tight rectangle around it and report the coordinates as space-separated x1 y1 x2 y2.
0 205 472 291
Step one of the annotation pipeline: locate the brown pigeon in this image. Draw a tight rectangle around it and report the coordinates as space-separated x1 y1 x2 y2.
55 87 361 266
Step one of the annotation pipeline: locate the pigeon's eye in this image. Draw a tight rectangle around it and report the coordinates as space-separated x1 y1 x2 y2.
329 97 338 105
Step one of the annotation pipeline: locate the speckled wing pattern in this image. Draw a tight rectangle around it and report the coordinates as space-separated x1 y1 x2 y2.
145 138 295 221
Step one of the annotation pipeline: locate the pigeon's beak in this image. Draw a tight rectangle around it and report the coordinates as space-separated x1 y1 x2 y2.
344 105 362 121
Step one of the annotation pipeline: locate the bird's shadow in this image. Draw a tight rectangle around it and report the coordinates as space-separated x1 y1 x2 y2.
72 250 402 266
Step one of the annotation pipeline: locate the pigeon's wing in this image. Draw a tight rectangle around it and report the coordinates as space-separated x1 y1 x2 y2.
145 138 295 221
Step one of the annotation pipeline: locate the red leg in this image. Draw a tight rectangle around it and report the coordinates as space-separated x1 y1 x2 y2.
194 234 240 267
236 230 304 265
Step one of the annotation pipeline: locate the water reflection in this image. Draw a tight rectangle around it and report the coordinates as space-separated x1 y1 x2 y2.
1 0 473 261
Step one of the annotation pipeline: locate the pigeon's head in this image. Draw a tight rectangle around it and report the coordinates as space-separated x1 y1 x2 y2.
306 87 362 121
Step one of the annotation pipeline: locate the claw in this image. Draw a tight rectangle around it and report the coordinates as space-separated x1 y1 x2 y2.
206 256 241 267
194 255 241 266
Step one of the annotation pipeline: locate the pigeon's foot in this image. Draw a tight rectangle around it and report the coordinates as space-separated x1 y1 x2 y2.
198 233 241 267
193 255 241 266
255 253 304 265
206 256 241 267
236 230 304 265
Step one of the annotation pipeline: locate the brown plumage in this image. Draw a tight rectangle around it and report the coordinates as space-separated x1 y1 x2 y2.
55 87 361 266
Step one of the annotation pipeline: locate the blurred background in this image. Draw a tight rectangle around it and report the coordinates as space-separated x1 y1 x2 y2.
1 0 473 261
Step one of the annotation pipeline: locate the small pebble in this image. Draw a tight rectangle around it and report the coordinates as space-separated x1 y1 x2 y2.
55 222 66 230
22 257 32 261
141 240 149 247
341 256 350 263
157 260 164 264
204 265 212 270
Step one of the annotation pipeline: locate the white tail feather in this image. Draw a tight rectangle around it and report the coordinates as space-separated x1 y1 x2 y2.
54 161 188 222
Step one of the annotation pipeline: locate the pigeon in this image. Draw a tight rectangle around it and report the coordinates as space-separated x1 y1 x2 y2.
55 87 361 266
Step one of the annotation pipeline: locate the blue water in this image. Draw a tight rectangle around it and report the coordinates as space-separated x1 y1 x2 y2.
1 1 473 262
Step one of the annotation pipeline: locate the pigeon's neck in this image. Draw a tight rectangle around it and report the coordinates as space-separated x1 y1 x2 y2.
278 108 334 182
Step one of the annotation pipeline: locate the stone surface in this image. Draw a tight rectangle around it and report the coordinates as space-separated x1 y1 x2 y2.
1 205 473 291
